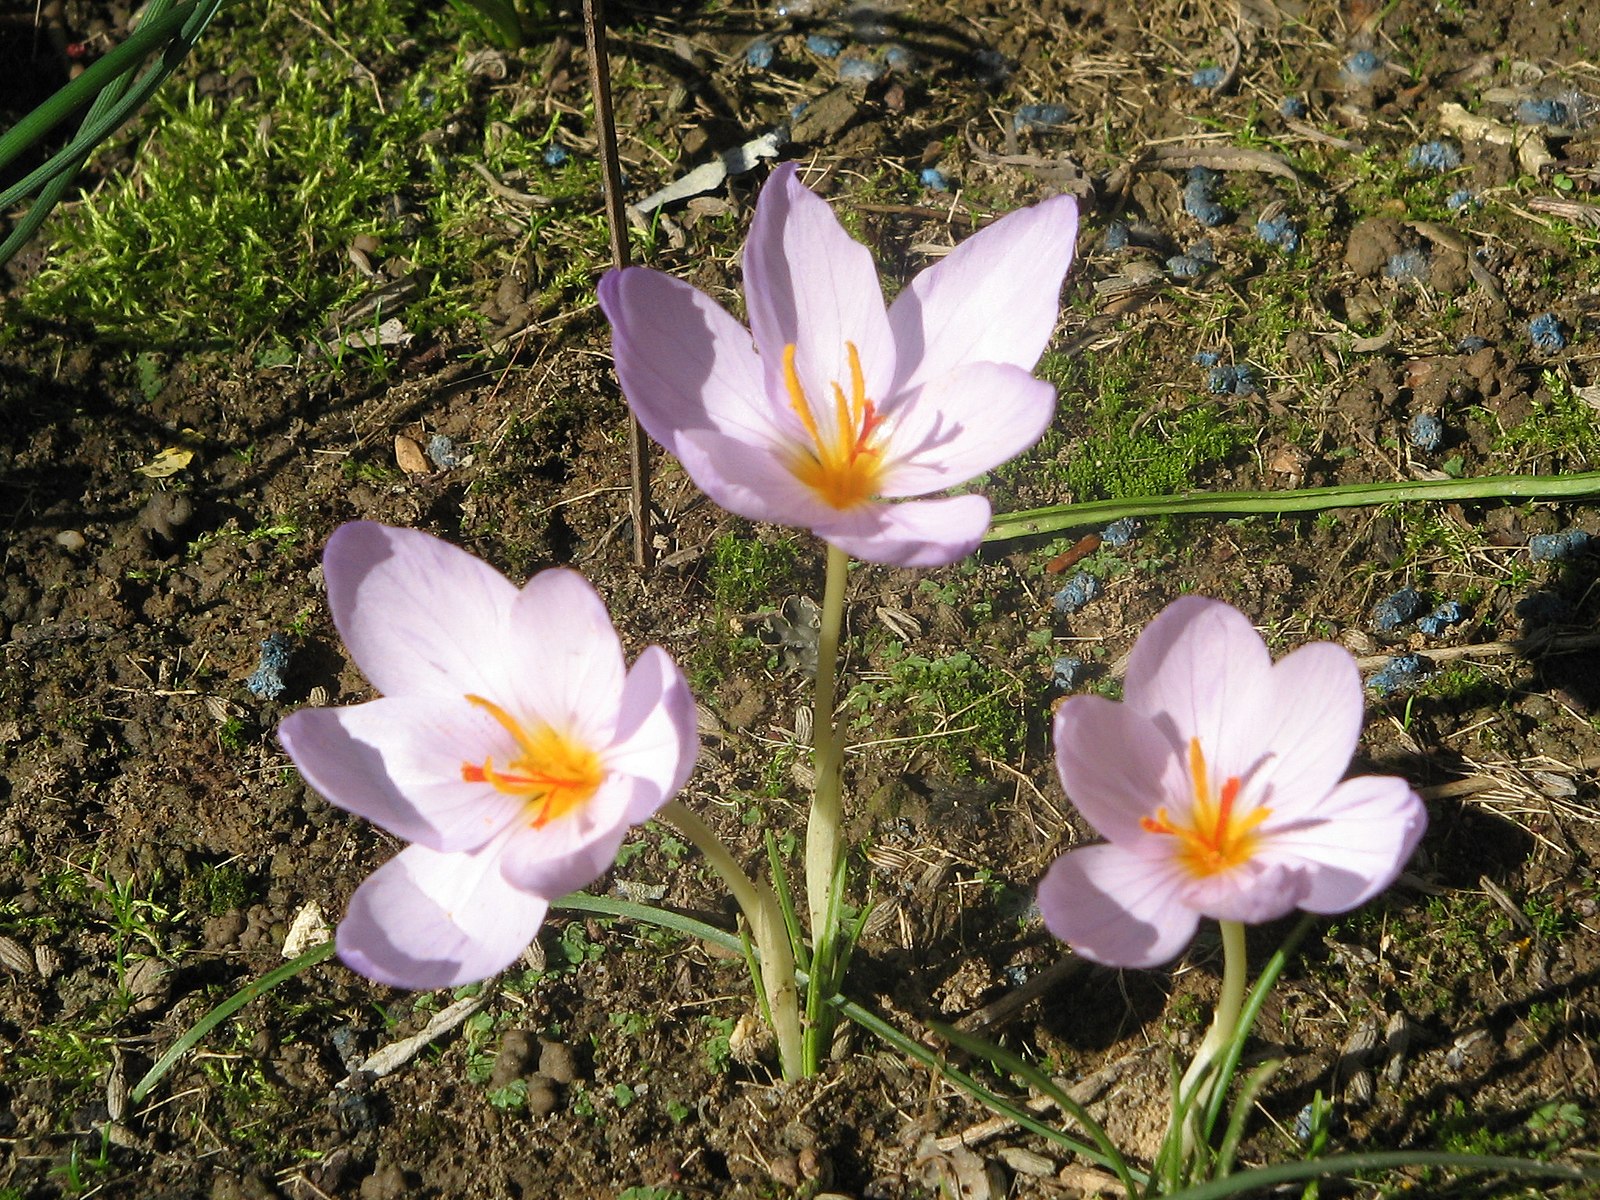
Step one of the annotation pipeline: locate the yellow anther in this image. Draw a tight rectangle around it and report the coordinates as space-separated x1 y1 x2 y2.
460 695 604 828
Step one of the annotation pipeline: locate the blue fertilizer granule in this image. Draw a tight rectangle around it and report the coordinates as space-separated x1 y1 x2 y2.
805 33 843 57
1517 591 1574 625
1384 248 1430 282
883 45 913 71
1279 96 1308 118
1014 103 1069 133
1409 141 1463 172
427 433 463 469
1192 349 1220 366
838 56 885 82
246 633 293 700
1516 98 1571 126
1418 601 1466 637
1446 189 1477 210
1343 50 1384 86
1182 166 1228 226
973 48 1010 85
1456 335 1489 353
745 38 775 69
542 144 569 167
919 166 951 192
1407 412 1443 452
1368 653 1431 696
1190 65 1226 89
1529 313 1566 352
1255 214 1300 251
1167 252 1209 279
1207 364 1255 395
1103 221 1130 250
1372 586 1424 632
1101 518 1141 547
1052 572 1102 615
1052 655 1086 689
1529 529 1591 561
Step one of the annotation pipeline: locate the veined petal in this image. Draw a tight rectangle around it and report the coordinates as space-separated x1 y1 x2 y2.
323 522 518 700
501 570 627 745
337 837 549 989
280 698 526 853
1245 643 1364 815
496 775 636 899
813 492 992 567
598 267 779 453
673 427 847 527
743 163 896 404
1122 596 1273 780
875 363 1056 497
1053 697 1181 844
1037 843 1199 968
606 646 699 824
887 193 1079 396
1260 775 1427 912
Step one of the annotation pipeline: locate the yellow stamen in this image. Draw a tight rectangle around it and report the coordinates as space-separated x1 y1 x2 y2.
1139 737 1271 877
782 341 886 509
460 695 604 828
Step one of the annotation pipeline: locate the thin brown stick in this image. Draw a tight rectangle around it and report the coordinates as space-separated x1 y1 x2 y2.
583 0 653 571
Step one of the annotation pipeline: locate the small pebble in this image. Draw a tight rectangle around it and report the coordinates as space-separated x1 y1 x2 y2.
1102 221 1130 250
1182 166 1228 227
1417 601 1466 637
1343 50 1384 86
55 529 87 552
1013 103 1069 133
1528 313 1566 352
1101 518 1140 547
745 39 775 69
1051 655 1085 690
1207 364 1255 395
1052 572 1101 615
1192 349 1220 366
1371 586 1424 632
1515 98 1571 126
1190 65 1226 89
1529 529 1591 562
1384 248 1429 282
1255 214 1300 251
1407 412 1443 452
919 166 951 192
805 34 843 57
1368 653 1430 695
542 144 569 167
1446 189 1477 211
427 433 463 469
1279 96 1308 118
246 633 293 700
1408 141 1462 172
837 55 885 82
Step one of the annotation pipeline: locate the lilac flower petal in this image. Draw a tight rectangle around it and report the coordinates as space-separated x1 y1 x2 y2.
743 163 897 407
598 267 777 452
496 778 635 899
279 697 525 853
1245 643 1364 815
337 838 549 989
502 570 627 744
1052 696 1180 843
1261 775 1426 912
608 646 700 823
1122 596 1272 779
813 492 992 567
1177 858 1309 924
674 426 844 526
886 194 1078 397
1037 843 1199 968
324 522 518 700
876 363 1056 497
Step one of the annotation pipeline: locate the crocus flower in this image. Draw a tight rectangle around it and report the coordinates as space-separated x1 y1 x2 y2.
1037 597 1426 968
279 522 697 988
598 162 1078 568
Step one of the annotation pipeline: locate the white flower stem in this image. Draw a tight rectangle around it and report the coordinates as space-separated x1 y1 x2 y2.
1177 918 1249 1157
659 800 803 1078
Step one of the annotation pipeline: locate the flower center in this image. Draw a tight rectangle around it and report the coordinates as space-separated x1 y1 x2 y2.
782 340 887 509
1140 738 1272 877
460 695 604 828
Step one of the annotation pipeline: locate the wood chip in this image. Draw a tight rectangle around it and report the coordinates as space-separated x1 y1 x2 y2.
0 935 33 975
356 992 491 1079
1437 101 1554 175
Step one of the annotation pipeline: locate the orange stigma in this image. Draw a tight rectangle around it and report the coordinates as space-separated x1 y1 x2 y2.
1139 738 1271 877
460 695 604 828
782 341 887 509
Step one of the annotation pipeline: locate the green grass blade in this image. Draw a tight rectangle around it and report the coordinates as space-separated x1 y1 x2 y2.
1158 1150 1598 1200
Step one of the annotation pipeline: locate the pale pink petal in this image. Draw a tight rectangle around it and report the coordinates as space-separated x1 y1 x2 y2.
813 492 992 567
605 646 699 823
496 778 635 899
1121 597 1273 781
1053 697 1182 844
1258 775 1427 912
875 364 1057 497
500 570 626 744
324 522 517 700
1037 843 1199 968
674 427 843 527
887 193 1079 396
598 268 781 454
1245 643 1365 816
1175 859 1310 924
279 698 524 853
743 163 897 405
337 837 549 989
